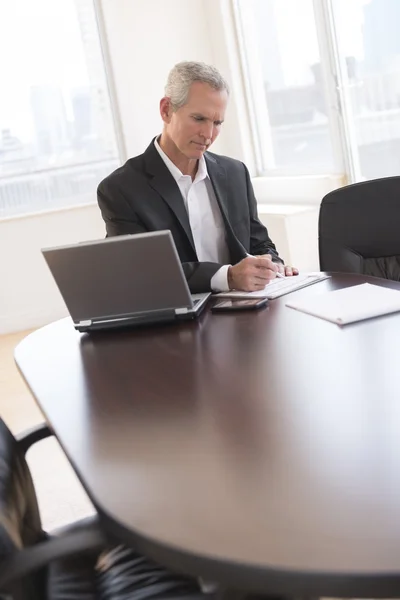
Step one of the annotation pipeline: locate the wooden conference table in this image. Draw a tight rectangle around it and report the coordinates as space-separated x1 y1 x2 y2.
14 273 400 597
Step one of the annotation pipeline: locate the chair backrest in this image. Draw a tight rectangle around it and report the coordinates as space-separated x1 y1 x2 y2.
319 177 400 279
0 419 44 598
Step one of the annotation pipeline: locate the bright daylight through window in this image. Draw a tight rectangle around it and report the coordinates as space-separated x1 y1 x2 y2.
235 0 400 182
0 0 119 218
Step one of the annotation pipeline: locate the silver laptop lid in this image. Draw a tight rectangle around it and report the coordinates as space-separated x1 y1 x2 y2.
42 231 194 323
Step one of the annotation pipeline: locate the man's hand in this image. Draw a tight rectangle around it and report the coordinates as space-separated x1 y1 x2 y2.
227 255 279 291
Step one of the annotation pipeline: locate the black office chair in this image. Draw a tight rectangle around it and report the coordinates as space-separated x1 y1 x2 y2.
319 176 400 280
0 418 212 600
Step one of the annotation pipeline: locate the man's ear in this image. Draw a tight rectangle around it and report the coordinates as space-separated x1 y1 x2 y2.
160 97 172 123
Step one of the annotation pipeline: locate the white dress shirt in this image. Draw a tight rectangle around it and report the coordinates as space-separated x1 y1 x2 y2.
154 138 230 292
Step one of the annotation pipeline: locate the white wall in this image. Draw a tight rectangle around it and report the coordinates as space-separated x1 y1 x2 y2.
258 206 320 271
0 206 106 333
0 0 321 335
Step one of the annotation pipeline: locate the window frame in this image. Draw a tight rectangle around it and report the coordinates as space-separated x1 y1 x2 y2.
93 0 127 164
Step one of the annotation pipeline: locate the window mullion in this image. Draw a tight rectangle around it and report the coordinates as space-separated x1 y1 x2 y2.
313 0 361 182
232 0 276 174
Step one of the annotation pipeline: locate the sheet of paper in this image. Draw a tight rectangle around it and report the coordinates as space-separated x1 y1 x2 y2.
214 273 330 300
286 282 400 325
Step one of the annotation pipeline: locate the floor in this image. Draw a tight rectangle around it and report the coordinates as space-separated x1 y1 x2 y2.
0 329 94 531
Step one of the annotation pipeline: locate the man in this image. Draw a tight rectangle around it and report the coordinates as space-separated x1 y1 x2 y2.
97 62 294 597
97 61 298 293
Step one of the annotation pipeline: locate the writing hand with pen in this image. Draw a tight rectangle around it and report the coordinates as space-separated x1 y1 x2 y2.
227 254 299 292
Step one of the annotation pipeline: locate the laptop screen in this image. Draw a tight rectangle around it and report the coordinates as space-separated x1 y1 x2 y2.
42 231 193 322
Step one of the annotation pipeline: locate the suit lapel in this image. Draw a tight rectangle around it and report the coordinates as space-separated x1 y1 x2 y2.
205 154 229 221
206 154 247 262
144 141 195 252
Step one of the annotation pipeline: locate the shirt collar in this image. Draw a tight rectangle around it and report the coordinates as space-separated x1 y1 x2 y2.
154 136 208 183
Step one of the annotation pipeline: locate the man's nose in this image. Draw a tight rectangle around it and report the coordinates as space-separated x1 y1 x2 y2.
200 121 213 142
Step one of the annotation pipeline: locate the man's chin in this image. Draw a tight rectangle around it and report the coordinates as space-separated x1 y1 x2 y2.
188 147 207 159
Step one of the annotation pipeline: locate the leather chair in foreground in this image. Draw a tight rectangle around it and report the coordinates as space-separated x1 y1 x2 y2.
319 176 400 280
0 418 212 599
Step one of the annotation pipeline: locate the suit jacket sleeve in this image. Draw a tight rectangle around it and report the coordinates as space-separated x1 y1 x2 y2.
244 164 284 264
97 182 222 293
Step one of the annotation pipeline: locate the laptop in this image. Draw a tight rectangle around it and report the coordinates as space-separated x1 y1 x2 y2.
42 231 211 332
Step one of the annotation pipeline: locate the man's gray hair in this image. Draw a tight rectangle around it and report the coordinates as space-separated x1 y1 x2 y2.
165 61 229 111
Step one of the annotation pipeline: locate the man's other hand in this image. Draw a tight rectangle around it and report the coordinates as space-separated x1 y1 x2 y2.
277 263 299 277
227 255 278 291
259 254 299 277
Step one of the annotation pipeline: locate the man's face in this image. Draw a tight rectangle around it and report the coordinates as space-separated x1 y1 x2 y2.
160 81 228 160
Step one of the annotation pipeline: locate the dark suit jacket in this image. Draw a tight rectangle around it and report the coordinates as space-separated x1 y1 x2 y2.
97 139 283 293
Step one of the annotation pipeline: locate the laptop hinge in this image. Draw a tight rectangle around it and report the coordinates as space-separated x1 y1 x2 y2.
175 308 190 315
78 319 92 327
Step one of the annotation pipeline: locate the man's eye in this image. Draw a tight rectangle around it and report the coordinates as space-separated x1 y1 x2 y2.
193 116 204 121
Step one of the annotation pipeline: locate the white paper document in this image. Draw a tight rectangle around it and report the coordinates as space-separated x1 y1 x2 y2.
214 272 330 300
286 282 400 325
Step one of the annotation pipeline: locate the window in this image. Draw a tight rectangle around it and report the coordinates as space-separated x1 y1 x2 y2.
234 0 400 182
332 0 400 180
0 0 119 217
